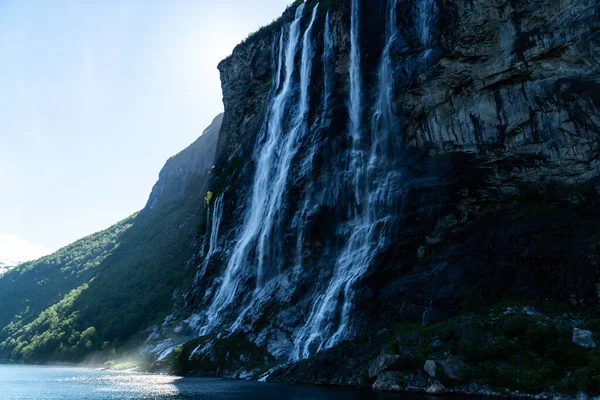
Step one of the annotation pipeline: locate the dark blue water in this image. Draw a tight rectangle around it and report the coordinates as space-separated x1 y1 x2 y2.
0 364 474 400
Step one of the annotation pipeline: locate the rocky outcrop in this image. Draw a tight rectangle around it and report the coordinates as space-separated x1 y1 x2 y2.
146 113 223 209
424 360 437 378
372 371 405 392
426 381 447 394
440 358 469 381
573 328 597 348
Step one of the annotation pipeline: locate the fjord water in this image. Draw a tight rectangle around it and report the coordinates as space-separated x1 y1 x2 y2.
0 365 485 400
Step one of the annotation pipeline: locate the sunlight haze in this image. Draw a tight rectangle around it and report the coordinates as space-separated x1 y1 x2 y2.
0 0 290 260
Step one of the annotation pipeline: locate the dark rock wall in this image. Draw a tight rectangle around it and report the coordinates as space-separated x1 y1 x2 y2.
183 0 600 362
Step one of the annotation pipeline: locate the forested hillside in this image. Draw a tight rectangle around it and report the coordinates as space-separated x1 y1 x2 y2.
0 114 222 362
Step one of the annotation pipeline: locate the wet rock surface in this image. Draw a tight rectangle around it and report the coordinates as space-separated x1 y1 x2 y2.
372 371 405 392
573 328 597 348
426 381 447 394
424 360 437 378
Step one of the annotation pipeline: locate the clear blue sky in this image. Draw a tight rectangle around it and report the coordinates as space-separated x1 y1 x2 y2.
0 0 290 261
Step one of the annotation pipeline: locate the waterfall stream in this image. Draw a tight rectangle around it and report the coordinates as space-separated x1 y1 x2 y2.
184 0 440 360
200 3 320 335
184 193 225 307
291 0 366 360
290 0 427 360
416 0 438 49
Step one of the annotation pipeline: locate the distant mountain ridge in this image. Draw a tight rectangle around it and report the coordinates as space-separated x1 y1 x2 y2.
0 257 19 275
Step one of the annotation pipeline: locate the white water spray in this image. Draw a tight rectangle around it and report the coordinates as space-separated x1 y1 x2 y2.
200 3 321 335
371 0 399 161
184 193 225 306
416 0 438 48
291 0 369 360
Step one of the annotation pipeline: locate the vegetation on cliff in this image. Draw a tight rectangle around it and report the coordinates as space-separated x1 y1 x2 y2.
0 115 222 362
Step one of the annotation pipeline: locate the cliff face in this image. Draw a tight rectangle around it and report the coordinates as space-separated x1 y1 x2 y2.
147 113 223 209
147 0 600 390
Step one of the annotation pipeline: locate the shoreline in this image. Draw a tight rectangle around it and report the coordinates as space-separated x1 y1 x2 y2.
0 360 592 399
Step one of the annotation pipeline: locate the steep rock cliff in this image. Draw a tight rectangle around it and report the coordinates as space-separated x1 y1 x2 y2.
147 113 223 209
149 0 600 392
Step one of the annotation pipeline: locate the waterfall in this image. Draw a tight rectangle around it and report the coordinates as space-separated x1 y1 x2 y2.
416 0 438 49
184 193 225 307
294 10 335 270
206 194 224 266
322 12 334 110
274 28 285 91
200 3 320 335
348 0 364 205
348 0 362 143
371 0 399 161
291 0 367 360
192 0 437 359
255 3 319 287
291 0 415 361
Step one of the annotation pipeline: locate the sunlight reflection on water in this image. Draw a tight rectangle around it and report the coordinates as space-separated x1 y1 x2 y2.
94 373 182 396
0 364 488 400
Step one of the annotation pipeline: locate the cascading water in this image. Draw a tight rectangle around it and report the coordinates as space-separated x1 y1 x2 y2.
184 0 440 360
141 0 450 368
348 0 364 205
322 12 334 111
203 194 225 276
274 28 285 92
371 0 399 161
291 0 430 361
291 0 367 360
415 0 440 71
416 0 438 49
184 193 225 307
293 10 335 270
199 3 320 335
255 3 319 287
348 0 362 144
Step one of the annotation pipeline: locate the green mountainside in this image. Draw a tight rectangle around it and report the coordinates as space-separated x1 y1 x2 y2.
0 114 222 362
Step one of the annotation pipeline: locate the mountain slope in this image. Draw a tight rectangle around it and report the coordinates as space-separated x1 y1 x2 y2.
0 114 222 362
0 215 136 359
147 114 223 209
